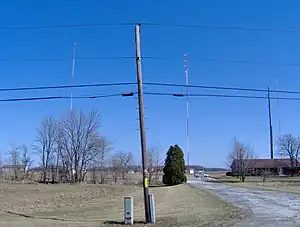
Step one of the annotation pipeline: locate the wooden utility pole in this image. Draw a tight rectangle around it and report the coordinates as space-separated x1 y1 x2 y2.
135 23 151 223
268 87 274 159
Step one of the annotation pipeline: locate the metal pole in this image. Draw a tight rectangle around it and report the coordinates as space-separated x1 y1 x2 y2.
268 87 274 159
184 53 190 173
71 42 76 113
135 23 151 223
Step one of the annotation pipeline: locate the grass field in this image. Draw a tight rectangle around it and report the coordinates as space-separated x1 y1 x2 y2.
223 181 300 194
208 171 300 194
0 182 243 227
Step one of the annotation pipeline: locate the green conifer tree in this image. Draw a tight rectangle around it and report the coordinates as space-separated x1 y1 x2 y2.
162 144 187 186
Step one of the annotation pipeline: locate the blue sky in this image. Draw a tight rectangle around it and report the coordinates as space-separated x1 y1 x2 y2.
1 1 300 167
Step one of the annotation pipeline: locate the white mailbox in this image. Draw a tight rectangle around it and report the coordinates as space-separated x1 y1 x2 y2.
124 196 134 225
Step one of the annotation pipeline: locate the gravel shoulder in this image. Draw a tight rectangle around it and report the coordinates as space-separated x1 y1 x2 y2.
188 180 300 227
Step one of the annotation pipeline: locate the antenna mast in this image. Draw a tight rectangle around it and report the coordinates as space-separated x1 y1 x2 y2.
184 53 190 172
71 42 76 113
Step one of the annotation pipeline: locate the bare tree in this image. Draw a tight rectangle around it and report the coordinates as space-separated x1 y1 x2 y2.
110 155 120 183
111 151 134 180
20 145 33 180
277 134 300 171
34 116 59 183
228 139 254 182
88 137 112 184
260 169 271 182
60 109 110 183
8 145 21 181
54 129 64 182
146 147 162 184
94 137 112 183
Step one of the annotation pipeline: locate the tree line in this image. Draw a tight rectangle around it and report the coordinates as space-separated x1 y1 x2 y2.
2 108 166 184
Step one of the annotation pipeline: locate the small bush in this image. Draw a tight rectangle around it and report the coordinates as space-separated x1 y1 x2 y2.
226 172 238 177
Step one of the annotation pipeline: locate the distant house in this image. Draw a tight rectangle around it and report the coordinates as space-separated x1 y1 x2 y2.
230 159 299 176
1 164 25 172
0 164 26 180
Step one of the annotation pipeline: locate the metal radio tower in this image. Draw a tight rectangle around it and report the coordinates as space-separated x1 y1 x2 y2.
184 53 190 172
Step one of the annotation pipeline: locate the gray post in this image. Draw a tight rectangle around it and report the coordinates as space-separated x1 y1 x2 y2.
124 196 134 225
148 194 156 224
135 23 151 223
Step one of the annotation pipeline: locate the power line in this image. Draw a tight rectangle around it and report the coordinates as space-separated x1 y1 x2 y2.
148 57 300 68
0 22 135 30
1 55 300 69
0 82 136 92
0 21 297 34
197 58 300 67
0 56 166 63
0 93 135 102
143 82 300 95
3 91 300 103
3 81 300 96
144 92 300 101
141 22 299 34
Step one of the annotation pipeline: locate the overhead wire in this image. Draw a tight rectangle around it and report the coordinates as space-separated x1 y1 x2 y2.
2 81 300 95
0 21 297 34
0 22 135 30
144 92 300 101
0 93 136 102
4 91 300 103
143 82 300 95
140 22 298 34
1 56 300 69
0 56 167 62
0 82 136 92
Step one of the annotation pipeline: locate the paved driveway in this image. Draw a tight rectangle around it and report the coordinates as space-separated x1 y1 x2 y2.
188 180 300 226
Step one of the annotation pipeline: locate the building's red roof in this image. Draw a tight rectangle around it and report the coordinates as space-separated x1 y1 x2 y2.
231 158 297 169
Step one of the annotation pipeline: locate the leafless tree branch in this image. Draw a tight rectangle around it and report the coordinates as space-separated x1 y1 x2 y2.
228 138 254 182
59 109 110 183
34 116 59 183
110 151 134 181
8 144 21 181
20 145 33 180
277 134 300 170
146 147 163 184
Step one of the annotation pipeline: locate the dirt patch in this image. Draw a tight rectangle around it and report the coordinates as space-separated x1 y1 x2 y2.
0 182 242 226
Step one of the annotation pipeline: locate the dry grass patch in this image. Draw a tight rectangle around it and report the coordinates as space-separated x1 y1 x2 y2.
0 183 243 226
225 181 300 194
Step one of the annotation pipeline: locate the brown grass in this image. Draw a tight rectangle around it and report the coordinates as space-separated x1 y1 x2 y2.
211 172 300 194
0 182 243 227
224 180 300 194
205 171 228 179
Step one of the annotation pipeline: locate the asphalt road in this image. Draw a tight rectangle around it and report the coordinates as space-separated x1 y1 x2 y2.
188 180 300 227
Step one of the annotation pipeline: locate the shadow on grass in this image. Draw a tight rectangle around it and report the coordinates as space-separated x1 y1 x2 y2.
149 184 166 188
4 211 67 221
104 220 145 225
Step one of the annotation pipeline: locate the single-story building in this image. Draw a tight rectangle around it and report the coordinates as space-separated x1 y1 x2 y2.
230 158 299 176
